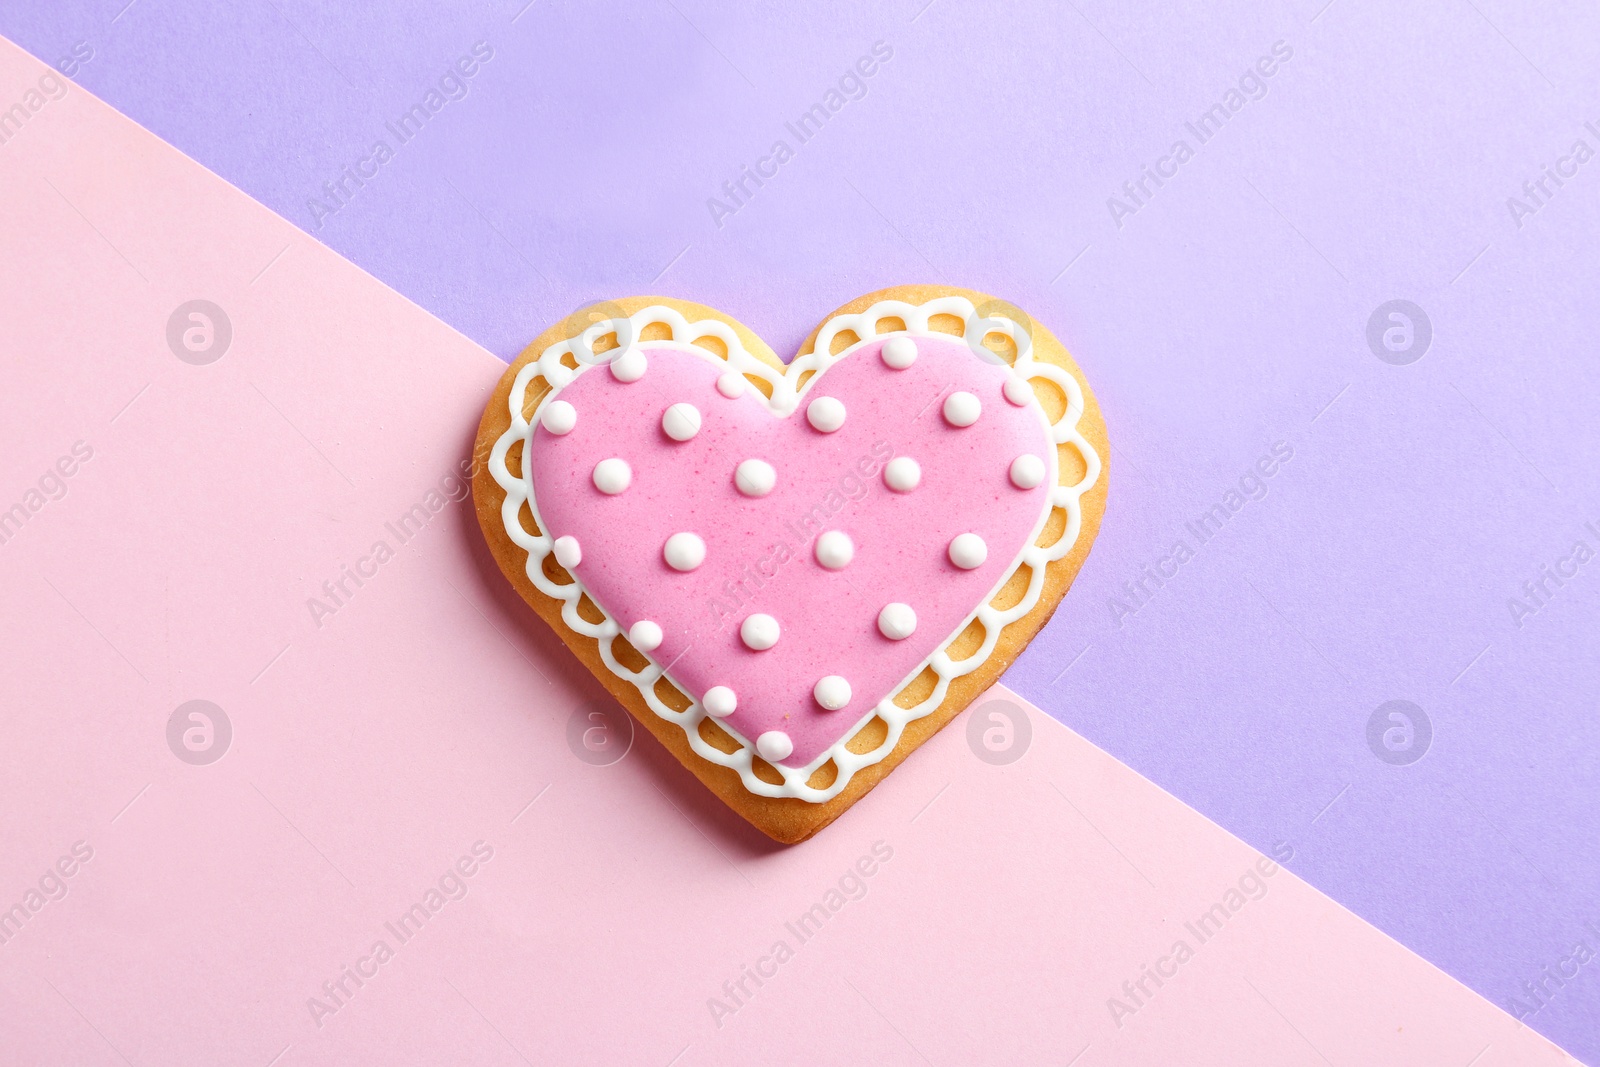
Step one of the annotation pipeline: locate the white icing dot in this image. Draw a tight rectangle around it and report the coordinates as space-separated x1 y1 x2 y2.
813 675 852 711
740 613 780 651
735 459 776 497
703 685 737 717
592 457 631 494
663 532 706 572
610 348 646 382
552 535 582 569
541 400 576 435
544 363 574 389
878 603 917 641
1010 453 1046 489
943 391 982 427
628 620 663 652
884 456 921 492
716 372 747 398
662 402 702 442
1003 377 1034 406
756 730 793 762
815 530 854 570
948 533 988 570
881 336 918 369
806 396 846 433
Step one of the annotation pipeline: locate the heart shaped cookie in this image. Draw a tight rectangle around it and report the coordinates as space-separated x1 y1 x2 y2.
473 285 1107 842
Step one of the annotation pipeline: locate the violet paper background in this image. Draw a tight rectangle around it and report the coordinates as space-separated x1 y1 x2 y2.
3 0 1597 1057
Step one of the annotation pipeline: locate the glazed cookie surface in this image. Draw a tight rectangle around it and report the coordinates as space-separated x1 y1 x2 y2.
473 286 1108 843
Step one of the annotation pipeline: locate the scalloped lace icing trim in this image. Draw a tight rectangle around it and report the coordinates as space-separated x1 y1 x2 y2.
487 297 1101 802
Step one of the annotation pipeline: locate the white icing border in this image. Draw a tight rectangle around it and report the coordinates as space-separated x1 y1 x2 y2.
488 297 1101 802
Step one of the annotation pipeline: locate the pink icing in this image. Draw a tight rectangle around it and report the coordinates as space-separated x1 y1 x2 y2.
528 336 1053 766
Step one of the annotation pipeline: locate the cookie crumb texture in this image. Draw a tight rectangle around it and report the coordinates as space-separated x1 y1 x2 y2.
474 286 1108 843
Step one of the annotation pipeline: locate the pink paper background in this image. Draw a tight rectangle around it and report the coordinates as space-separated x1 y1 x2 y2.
0 38 1578 1065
